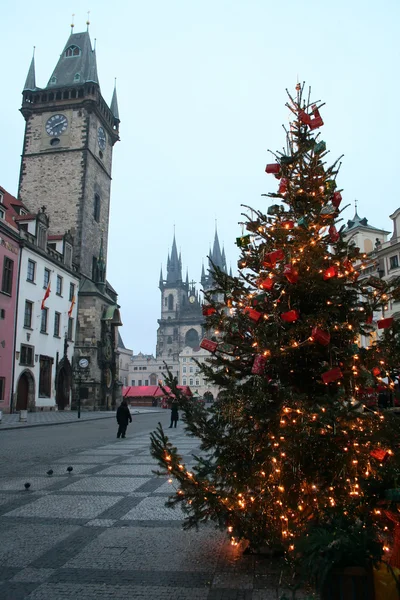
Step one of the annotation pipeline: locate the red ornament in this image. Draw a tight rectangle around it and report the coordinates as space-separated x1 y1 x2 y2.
200 338 218 353
370 448 390 463
278 178 288 194
281 309 299 323
281 220 295 230
311 326 331 346
283 264 299 284
258 277 275 291
377 317 393 329
309 115 324 130
245 307 262 322
265 163 280 174
298 110 311 125
372 367 381 377
251 354 267 375
202 305 216 316
323 265 338 280
329 225 340 243
264 249 285 267
321 367 343 384
343 257 354 272
366 313 373 324
332 191 342 208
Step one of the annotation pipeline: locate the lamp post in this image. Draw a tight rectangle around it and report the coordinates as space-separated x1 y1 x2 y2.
76 358 89 419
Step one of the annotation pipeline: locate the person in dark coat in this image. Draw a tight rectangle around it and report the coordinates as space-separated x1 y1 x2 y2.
116 400 132 438
169 401 179 428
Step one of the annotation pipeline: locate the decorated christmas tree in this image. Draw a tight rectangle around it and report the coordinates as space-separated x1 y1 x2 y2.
151 84 400 558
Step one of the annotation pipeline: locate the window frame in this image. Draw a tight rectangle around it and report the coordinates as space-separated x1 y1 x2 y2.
69 282 75 302
24 300 33 328
27 259 36 283
44 268 50 289
67 317 74 341
1 256 14 295
54 311 61 337
390 255 399 270
20 344 34 366
39 355 53 397
56 274 63 296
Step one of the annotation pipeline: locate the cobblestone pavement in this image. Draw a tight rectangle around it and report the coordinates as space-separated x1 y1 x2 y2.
0 408 162 430
0 423 311 599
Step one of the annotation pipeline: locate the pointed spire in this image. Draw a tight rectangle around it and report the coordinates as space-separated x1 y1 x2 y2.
212 229 223 270
222 247 227 272
159 265 164 289
46 31 99 88
166 233 182 283
110 80 120 120
23 51 37 91
185 269 189 286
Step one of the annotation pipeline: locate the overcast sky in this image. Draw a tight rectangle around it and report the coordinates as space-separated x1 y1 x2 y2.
1 0 399 354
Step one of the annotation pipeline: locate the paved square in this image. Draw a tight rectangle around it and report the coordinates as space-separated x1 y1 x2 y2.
2 494 123 519
121 496 185 520
103 464 156 475
62 476 150 493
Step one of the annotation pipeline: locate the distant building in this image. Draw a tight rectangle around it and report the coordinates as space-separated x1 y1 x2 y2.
179 346 220 400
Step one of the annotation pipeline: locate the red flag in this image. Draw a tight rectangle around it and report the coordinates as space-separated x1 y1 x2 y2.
68 295 76 317
41 282 51 310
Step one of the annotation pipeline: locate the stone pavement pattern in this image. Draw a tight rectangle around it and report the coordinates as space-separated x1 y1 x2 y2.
0 426 311 599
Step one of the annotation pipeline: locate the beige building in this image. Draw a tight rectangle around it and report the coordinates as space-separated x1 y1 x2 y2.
179 346 220 400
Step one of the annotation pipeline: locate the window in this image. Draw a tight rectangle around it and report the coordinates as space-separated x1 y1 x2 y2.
167 336 172 344
44 268 50 289
65 45 81 57
50 76 57 84
195 379 200 386
182 378 187 385
183 357 186 363
390 255 399 270
145 379 149 386
0 208 4 220
27 259 36 282
39 355 53 397
190 366 194 373
183 366 187 373
67 317 74 341
69 282 75 302
0 377 4 401
94 194 100 222
168 294 174 310
24 301 33 328
56 275 63 295
40 308 48 333
37 225 47 249
189 378 194 386
54 312 61 337
134 367 138 371
20 344 34 366
138 379 142 386
131 380 135 386
74 73 80 82
124 377 127 386
142 367 147 371
2 257 14 295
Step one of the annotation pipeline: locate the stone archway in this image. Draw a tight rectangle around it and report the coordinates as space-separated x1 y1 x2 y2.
16 370 35 411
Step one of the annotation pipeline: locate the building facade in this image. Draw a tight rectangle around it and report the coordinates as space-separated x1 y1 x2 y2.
17 30 123 410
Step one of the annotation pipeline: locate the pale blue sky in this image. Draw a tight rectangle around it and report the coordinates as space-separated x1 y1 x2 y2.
1 0 399 353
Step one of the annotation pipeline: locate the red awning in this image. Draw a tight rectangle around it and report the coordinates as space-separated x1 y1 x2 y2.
123 385 192 398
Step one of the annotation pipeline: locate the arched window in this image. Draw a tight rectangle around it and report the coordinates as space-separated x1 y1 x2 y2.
185 328 199 349
168 294 174 310
189 378 194 386
164 297 167 307
74 73 80 82
167 336 172 344
65 45 81 57
183 378 187 385
94 194 100 222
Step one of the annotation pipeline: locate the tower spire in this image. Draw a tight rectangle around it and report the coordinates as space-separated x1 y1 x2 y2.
166 232 182 284
110 79 120 123
23 51 37 92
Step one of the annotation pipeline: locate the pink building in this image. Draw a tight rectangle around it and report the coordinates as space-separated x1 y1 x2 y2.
0 187 28 412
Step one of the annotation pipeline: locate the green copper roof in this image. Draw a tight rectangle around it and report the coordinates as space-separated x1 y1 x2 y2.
46 31 99 89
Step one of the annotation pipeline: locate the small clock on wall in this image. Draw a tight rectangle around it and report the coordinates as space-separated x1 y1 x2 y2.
45 114 68 136
189 295 196 304
97 127 106 151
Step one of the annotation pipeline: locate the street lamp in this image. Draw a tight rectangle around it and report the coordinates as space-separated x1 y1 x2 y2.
75 358 89 419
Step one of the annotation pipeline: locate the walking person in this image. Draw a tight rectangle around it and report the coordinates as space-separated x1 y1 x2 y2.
169 400 179 428
116 400 132 438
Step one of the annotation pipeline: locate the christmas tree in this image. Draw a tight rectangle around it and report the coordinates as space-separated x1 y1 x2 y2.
151 83 400 558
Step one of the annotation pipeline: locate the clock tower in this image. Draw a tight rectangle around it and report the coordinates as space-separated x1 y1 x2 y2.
18 30 119 279
18 30 122 410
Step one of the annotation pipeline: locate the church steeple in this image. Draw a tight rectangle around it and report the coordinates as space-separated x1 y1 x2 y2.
166 234 182 284
110 81 120 121
23 53 37 92
46 31 99 89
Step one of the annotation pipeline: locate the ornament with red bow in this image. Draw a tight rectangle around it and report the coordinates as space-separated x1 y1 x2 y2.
372 367 381 377
283 264 299 284
257 277 275 291
245 307 262 322
202 305 216 317
329 225 340 243
264 249 285 268
370 448 390 463
323 265 338 281
251 354 267 375
309 104 324 130
200 339 218 353
321 366 343 384
281 309 299 323
265 163 280 174
311 326 331 346
332 191 342 209
377 317 393 329
281 220 295 230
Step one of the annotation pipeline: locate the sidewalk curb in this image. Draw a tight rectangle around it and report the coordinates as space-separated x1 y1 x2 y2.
0 410 164 432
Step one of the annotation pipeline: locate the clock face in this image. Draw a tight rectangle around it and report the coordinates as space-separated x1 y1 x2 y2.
98 127 106 151
45 114 68 136
189 295 195 304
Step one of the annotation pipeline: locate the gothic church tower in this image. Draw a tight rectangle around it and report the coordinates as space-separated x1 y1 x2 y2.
19 30 120 279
